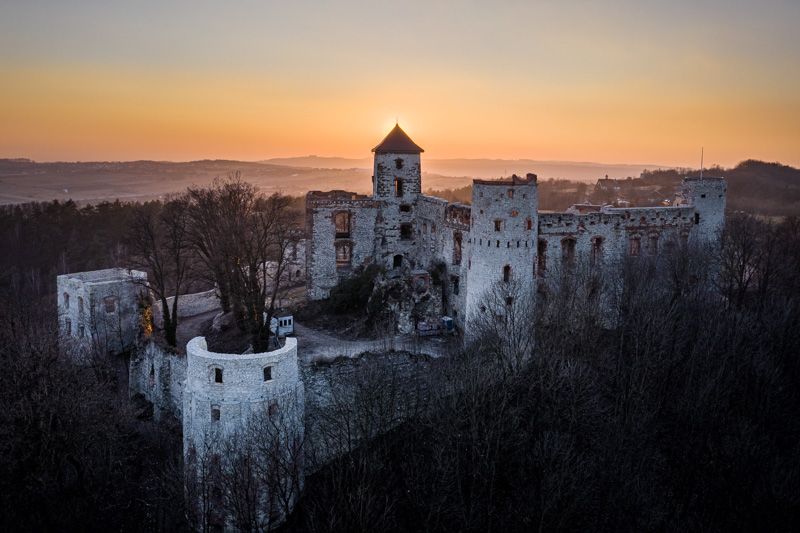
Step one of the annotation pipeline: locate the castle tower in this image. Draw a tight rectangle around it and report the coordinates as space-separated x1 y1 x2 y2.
681 176 727 243
372 124 424 271
57 268 148 355
183 337 305 530
465 174 539 334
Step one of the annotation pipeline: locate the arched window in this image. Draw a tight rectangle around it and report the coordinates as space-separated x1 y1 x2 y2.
78 296 84 315
393 254 403 269
64 318 71 335
503 265 511 283
63 292 70 310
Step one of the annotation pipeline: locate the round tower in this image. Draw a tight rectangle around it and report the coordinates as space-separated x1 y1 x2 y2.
465 174 539 333
183 337 304 530
371 124 424 271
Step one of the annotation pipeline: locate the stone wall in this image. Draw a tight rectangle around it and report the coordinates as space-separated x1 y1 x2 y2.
57 268 148 354
130 341 186 420
152 288 221 328
305 191 378 300
466 175 539 332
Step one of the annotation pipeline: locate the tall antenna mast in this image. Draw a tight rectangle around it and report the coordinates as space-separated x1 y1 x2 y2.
700 147 704 179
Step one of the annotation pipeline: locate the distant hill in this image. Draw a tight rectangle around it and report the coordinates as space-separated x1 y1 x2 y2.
640 160 800 216
262 156 660 182
1 158 796 215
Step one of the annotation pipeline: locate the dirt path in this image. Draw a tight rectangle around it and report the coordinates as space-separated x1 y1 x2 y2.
293 321 451 364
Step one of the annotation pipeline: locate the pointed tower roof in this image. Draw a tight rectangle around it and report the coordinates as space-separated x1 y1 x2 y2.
372 124 424 153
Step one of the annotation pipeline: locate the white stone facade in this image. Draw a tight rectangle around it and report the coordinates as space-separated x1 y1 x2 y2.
57 268 148 354
305 126 728 334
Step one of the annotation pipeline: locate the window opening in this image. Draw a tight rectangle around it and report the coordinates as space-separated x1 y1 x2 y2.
538 239 547 275
334 212 351 238
648 234 658 256
503 265 511 282
399 204 411 213
508 189 514 198
400 224 413 240
211 407 220 421
64 293 70 310
395 178 404 197
264 366 272 381
630 237 641 256
590 236 604 264
453 232 462 265
562 238 576 266
335 242 352 268
494 220 502 232
104 296 116 313
214 368 223 383
393 254 403 268
64 318 71 335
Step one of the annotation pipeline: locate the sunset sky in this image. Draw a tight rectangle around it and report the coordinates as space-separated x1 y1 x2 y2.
1 0 798 167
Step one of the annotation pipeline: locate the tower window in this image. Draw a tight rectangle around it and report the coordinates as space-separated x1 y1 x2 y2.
590 236 604 264
400 223 413 240
503 265 511 283
494 220 502 232
214 367 223 383
64 293 70 310
399 204 411 213
64 318 71 335
508 189 514 198
395 157 404 169
78 297 84 315
694 212 700 224
393 254 403 268
648 234 659 255
452 275 460 295
562 237 576 266
630 236 641 256
211 406 221 421
538 239 548 275
263 366 273 381
453 232 462 265
335 242 352 268
104 296 116 314
395 178 404 197
526 219 532 231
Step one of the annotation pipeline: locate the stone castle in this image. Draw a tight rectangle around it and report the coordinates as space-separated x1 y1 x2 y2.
55 124 727 530
306 124 727 333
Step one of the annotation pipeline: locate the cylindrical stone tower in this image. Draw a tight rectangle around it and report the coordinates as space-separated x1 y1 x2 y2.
183 337 304 530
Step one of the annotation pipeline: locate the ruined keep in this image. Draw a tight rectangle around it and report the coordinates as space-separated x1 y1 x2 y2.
305 125 728 333
57 268 148 354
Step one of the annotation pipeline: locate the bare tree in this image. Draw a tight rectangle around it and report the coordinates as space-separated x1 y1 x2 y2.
127 198 193 347
186 174 299 352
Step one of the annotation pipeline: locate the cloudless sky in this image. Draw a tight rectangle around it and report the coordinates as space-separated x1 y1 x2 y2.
1 0 798 167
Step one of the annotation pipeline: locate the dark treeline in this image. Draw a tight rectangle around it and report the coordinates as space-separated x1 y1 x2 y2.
0 199 135 296
290 214 800 532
